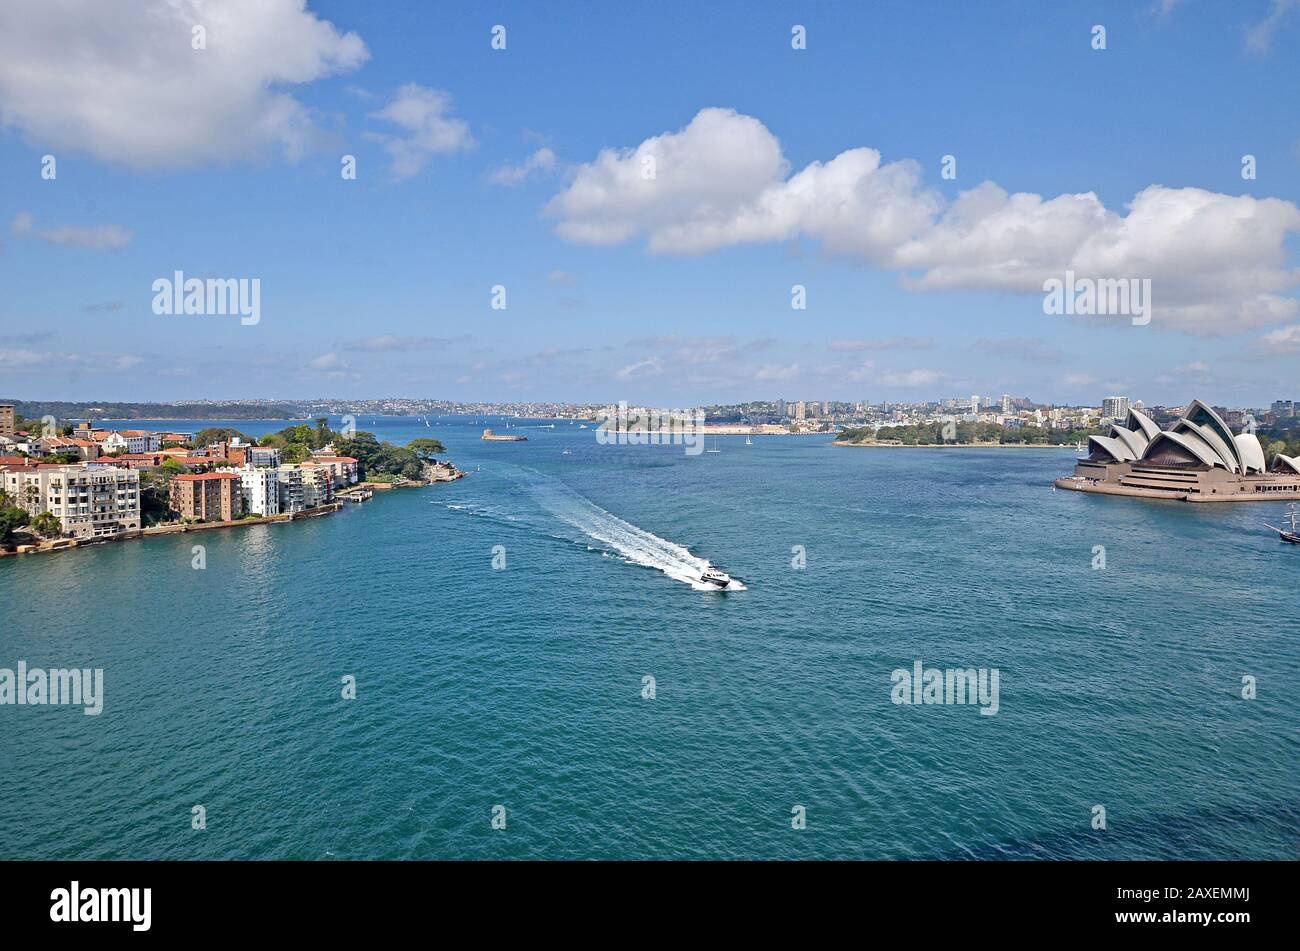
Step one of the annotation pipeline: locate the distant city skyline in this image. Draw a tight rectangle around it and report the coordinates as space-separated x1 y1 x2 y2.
2 1 1300 405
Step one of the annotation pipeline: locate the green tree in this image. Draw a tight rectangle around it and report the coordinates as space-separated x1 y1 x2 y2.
29 511 62 538
0 506 30 542
407 437 446 461
194 427 250 446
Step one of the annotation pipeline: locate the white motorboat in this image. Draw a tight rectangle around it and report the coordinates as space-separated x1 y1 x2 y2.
700 567 731 588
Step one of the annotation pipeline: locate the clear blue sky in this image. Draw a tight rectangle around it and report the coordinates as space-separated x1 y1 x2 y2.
1 0 1298 407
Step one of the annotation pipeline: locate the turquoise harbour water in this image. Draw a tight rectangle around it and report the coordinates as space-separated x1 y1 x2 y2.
1 416 1296 860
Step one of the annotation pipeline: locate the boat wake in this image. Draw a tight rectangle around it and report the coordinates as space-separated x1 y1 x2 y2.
435 468 742 591
531 481 743 591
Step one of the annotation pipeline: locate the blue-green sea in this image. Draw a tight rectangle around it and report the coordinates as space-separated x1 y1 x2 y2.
1 416 1296 859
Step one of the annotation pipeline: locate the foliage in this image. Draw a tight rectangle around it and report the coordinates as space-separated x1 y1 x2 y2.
839 422 1104 446
334 431 426 481
0 506 30 542
193 427 250 447
406 438 446 461
29 512 62 538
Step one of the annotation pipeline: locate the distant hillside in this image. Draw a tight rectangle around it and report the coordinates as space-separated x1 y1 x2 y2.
3 400 302 421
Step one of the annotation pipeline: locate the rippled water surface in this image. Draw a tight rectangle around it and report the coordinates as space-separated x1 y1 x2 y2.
1 417 1296 859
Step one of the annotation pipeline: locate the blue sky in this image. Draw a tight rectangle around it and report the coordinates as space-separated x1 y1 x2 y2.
1 0 1298 407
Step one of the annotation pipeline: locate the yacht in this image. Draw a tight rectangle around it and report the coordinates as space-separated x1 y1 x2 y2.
700 567 732 588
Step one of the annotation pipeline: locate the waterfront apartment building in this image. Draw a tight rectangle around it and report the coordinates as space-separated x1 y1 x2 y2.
1 464 141 538
0 404 14 439
299 464 334 508
238 465 280 516
310 455 360 488
170 471 241 522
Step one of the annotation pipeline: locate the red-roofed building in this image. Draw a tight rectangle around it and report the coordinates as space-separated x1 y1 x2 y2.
170 471 241 521
308 456 360 487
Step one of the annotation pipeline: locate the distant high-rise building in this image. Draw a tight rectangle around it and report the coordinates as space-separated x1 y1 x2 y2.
775 398 786 417
970 395 980 414
795 401 806 421
1272 399 1295 419
1102 396 1130 420
1000 394 1012 415
0 404 14 439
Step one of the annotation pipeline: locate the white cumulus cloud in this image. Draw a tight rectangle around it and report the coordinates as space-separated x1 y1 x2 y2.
0 0 369 169
547 108 1300 336
367 84 472 180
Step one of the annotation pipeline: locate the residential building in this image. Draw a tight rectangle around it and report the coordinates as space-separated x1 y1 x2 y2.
1102 396 1131 421
121 430 162 453
310 455 360 488
2 464 141 538
170 472 241 522
248 446 282 467
0 404 14 439
299 464 334 508
238 465 280 516
276 466 306 513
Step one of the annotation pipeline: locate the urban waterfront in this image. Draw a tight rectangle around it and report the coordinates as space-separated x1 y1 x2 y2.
1 417 1295 859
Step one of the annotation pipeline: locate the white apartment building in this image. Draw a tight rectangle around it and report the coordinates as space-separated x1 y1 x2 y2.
1 464 141 539
1102 396 1131 421
239 465 280 516
275 464 333 512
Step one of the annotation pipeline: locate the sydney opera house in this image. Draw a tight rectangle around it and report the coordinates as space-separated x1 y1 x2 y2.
1056 399 1300 502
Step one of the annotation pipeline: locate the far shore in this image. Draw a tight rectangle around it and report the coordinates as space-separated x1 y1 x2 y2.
833 440 1078 449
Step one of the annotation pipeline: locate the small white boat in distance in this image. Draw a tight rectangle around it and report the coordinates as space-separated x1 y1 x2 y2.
700 567 732 588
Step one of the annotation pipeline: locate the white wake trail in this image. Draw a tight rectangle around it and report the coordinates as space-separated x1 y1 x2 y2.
527 479 744 591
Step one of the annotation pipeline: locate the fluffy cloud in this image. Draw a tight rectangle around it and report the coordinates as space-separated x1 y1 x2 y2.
1257 323 1300 353
547 108 1300 336
368 84 472 180
0 0 368 169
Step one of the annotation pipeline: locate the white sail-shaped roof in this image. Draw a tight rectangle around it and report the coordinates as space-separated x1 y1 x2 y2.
1088 434 1137 462
1181 400 1244 472
1173 419 1239 473
1235 433 1266 473
1125 408 1161 441
1272 454 1300 475
1109 424 1148 459
1142 429 1228 469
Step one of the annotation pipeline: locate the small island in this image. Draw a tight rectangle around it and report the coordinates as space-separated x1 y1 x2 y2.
481 428 527 442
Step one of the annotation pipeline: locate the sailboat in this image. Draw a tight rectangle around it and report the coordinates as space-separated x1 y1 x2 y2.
745 434 753 446
705 436 721 454
1264 503 1300 544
